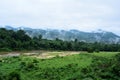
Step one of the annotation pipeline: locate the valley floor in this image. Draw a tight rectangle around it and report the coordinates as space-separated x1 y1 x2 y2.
0 51 118 59
0 51 119 80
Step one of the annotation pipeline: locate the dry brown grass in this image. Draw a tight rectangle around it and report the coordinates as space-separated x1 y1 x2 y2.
0 51 81 59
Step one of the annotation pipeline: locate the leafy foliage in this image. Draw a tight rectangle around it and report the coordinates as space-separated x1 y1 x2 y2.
0 52 119 80
0 28 120 52
81 53 120 80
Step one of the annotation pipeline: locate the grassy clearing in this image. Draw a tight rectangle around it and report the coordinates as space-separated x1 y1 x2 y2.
0 51 118 80
92 52 118 58
37 54 92 68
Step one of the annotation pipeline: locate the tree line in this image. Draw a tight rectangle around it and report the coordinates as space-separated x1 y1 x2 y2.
0 28 120 52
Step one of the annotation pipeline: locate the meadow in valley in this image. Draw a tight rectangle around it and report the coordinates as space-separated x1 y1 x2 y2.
0 51 120 80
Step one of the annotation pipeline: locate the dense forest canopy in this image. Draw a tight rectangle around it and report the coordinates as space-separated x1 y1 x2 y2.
0 28 120 52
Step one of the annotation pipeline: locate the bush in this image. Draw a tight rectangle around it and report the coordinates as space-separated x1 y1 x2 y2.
80 54 120 80
115 53 120 61
87 48 94 53
112 53 120 77
95 49 100 53
8 71 21 80
0 48 12 52
20 61 39 71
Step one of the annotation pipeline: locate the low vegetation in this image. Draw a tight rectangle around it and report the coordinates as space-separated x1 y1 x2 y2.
0 52 120 80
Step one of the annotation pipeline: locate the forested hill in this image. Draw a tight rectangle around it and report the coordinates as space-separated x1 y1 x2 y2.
2 26 120 43
0 28 120 52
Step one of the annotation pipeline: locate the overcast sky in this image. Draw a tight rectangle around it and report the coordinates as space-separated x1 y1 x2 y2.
0 0 120 35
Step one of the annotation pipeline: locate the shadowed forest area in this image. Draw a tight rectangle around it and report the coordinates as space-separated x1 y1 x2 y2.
0 28 120 52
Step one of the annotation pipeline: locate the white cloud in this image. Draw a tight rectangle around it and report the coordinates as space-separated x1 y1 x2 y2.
0 0 120 35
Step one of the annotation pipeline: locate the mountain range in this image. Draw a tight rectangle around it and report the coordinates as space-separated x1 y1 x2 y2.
1 26 120 43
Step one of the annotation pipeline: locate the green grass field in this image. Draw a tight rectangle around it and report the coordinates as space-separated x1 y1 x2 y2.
0 51 119 80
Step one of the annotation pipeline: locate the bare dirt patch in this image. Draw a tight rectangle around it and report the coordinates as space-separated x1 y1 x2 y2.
0 51 81 59
32 51 81 59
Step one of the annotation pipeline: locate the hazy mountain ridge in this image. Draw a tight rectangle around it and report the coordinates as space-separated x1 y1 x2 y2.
1 26 120 43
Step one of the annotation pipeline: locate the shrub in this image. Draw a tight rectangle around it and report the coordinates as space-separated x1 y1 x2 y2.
81 54 120 80
115 53 120 61
87 48 94 53
8 71 21 80
21 61 39 71
33 59 39 64
95 49 100 53
0 48 12 52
